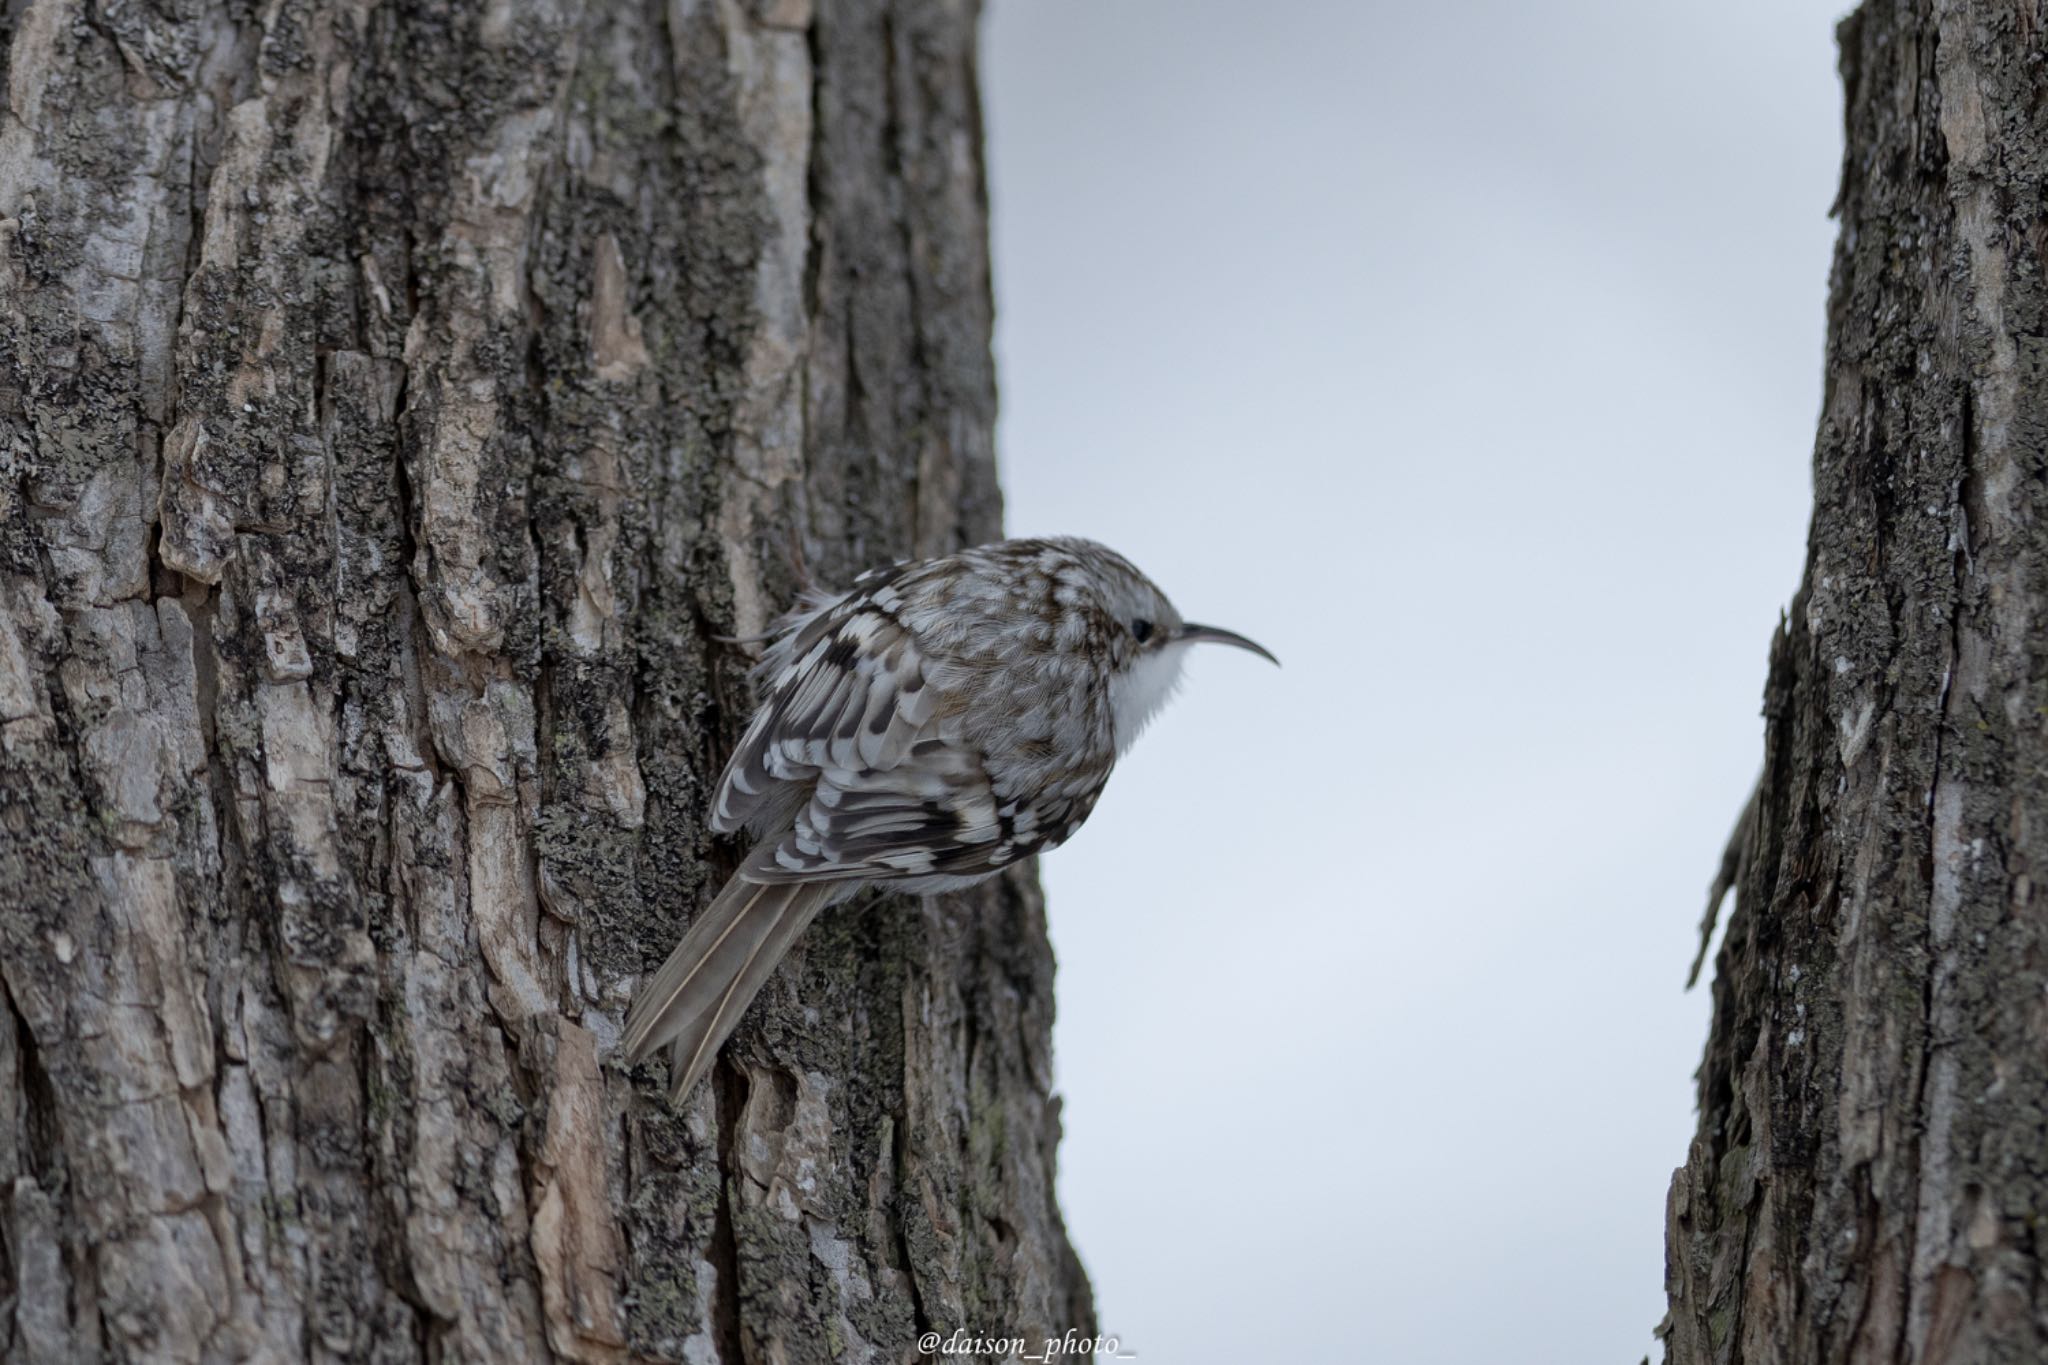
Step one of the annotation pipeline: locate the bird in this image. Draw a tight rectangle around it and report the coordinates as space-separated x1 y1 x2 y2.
621 535 1276 1102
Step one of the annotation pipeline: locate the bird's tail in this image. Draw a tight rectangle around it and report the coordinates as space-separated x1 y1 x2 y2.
622 872 834 1103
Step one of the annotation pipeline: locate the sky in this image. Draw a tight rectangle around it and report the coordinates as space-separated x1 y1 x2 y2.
981 2 1848 1360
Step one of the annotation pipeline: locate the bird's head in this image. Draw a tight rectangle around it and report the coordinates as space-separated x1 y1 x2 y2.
1054 538 1278 756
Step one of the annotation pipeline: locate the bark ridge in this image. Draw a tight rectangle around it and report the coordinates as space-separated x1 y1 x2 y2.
1666 5 2048 1362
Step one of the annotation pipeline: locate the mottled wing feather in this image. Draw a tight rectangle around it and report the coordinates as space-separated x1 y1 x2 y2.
710 584 935 837
753 744 1109 883
774 742 995 879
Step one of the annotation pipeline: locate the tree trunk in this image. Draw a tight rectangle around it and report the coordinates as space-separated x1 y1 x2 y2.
0 1 1093 1360
1665 4 2048 1362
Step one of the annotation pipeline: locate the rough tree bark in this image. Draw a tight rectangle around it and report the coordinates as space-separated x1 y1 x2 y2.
0 1 1094 1360
1665 4 2048 1363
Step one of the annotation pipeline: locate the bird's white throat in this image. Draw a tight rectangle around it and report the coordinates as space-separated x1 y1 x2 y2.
1109 642 1190 756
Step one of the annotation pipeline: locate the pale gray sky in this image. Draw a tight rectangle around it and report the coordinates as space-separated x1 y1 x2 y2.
983 2 1847 1359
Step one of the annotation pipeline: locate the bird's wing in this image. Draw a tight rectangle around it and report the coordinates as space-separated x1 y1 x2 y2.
710 590 941 837
715 592 1025 881
755 751 1108 882
714 567 1111 884
755 736 1018 881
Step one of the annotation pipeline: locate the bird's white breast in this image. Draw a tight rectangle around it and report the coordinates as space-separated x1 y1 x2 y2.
1109 642 1189 757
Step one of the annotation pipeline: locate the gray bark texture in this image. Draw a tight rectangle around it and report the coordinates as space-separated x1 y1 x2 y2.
0 0 1095 1360
1665 4 2048 1363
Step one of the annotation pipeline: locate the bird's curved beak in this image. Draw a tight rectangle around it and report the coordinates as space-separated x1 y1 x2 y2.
1175 623 1279 665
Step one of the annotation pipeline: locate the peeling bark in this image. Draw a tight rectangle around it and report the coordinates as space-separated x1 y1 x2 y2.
1665 5 2048 1363
0 0 1091 1360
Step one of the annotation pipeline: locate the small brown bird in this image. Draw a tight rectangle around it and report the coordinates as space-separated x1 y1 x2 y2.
622 536 1275 1101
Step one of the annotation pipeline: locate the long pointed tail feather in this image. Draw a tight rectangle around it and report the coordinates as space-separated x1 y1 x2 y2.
623 873 833 1102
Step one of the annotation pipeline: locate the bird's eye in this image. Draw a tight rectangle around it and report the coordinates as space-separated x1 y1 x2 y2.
1130 619 1154 643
